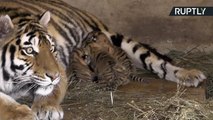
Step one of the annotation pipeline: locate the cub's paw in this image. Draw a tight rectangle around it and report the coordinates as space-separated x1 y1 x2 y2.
95 83 117 91
32 105 63 120
175 69 206 87
105 82 118 91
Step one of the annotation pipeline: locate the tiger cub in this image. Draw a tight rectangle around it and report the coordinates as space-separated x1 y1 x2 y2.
71 31 144 90
68 48 94 86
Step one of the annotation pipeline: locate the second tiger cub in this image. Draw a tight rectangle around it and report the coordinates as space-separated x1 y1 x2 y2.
72 31 144 90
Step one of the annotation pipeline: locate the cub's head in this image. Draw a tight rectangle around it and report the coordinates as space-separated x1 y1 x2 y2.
70 31 115 83
0 11 61 96
82 31 114 54
71 48 91 66
67 47 97 86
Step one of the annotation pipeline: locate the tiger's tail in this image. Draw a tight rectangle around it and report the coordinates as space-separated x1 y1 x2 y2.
104 31 206 87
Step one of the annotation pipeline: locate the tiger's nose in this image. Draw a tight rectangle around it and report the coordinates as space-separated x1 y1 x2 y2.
46 73 59 80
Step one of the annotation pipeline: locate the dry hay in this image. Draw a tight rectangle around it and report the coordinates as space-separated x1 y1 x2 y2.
64 78 213 120
127 85 211 120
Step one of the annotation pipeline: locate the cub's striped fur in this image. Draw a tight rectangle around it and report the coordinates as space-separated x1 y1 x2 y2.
68 48 93 84
87 50 131 90
0 0 206 119
77 31 144 90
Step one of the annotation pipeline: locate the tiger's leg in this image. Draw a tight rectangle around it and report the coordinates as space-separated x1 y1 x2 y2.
103 32 206 87
0 92 37 120
31 67 67 120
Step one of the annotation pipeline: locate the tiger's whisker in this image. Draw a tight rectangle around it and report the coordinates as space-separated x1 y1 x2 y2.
23 84 37 95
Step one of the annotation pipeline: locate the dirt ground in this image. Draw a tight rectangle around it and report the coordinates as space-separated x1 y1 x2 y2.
62 51 213 120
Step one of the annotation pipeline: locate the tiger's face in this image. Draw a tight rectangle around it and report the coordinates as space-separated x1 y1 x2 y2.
15 28 59 96
72 48 91 66
1 12 61 96
71 31 115 83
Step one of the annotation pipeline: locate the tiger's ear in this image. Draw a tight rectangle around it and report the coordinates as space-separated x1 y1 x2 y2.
39 11 51 27
0 15 14 38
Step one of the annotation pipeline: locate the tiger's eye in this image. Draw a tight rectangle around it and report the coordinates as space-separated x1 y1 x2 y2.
82 55 88 59
91 36 97 41
26 47 33 54
82 55 91 64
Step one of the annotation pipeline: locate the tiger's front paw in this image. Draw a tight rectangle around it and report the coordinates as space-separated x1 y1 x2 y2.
32 104 63 120
10 104 38 120
175 69 206 87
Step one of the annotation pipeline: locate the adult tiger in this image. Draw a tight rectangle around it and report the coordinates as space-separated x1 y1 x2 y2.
0 0 206 120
